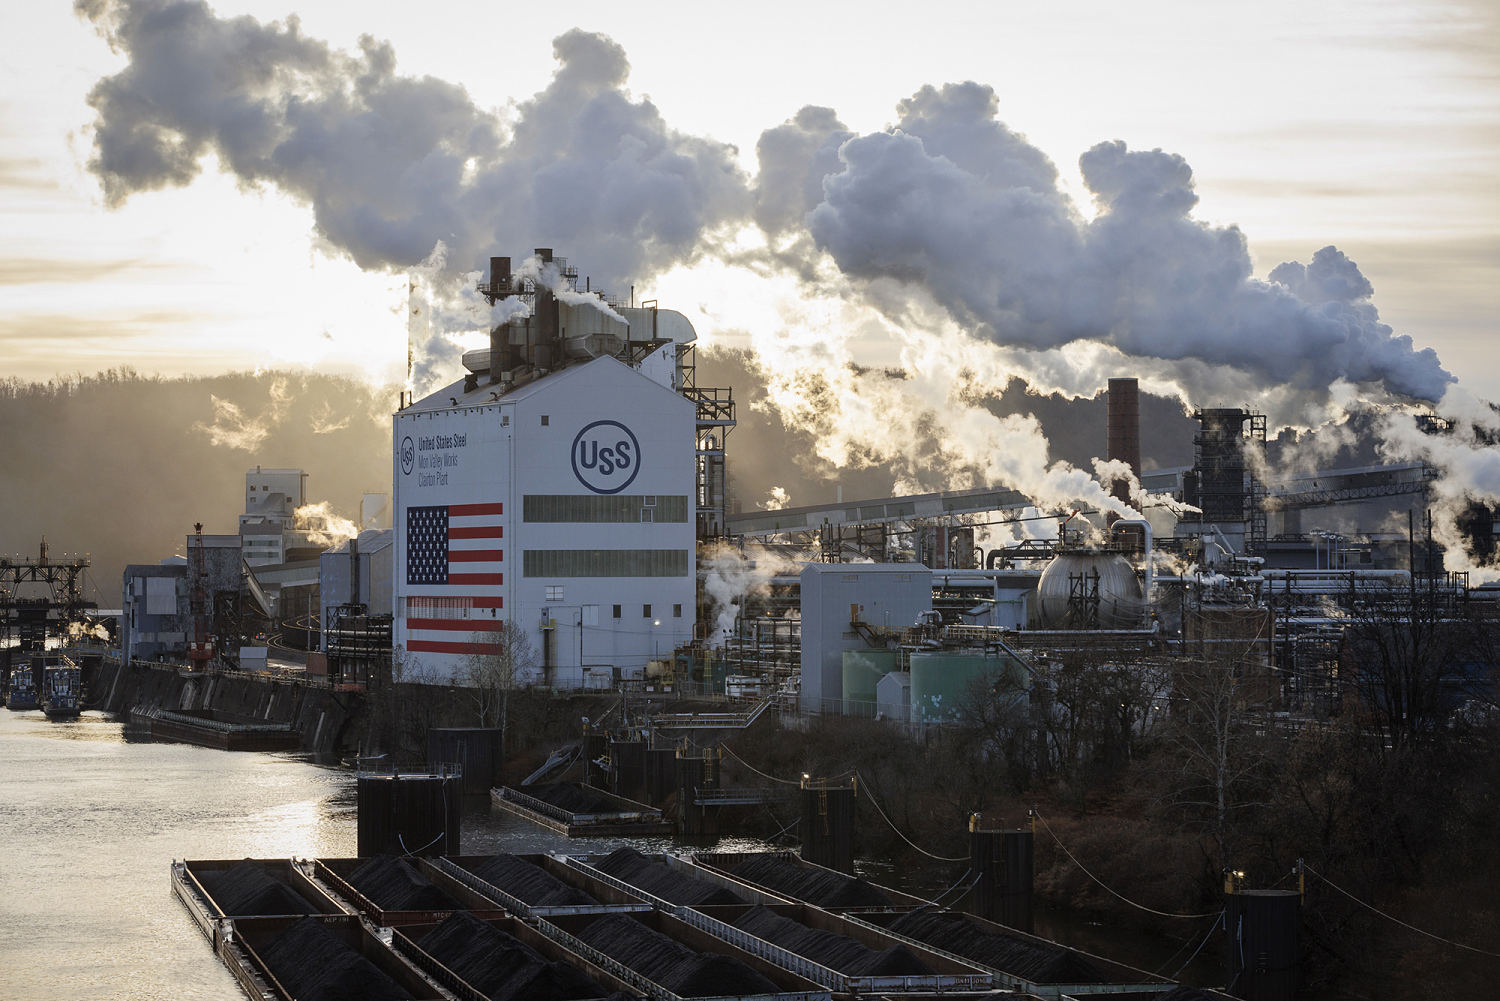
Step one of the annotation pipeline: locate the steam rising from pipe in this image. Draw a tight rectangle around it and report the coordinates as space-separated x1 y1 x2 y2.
294 500 360 549
701 543 797 648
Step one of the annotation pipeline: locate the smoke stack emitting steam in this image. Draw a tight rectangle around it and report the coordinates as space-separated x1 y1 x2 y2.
1106 378 1141 524
77 1 1500 571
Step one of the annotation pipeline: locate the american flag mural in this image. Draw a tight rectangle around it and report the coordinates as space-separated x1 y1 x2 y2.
404 502 505 655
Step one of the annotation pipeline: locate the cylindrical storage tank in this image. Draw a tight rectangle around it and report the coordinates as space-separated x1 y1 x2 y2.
1033 550 1145 628
842 650 898 705
909 652 1002 722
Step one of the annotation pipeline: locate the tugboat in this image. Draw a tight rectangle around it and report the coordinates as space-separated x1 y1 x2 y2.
41 655 83 719
6 659 39 711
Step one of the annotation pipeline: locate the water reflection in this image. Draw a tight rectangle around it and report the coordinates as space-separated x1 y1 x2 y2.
0 709 776 1001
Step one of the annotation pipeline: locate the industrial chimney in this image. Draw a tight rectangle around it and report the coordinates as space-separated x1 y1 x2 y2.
1106 378 1142 529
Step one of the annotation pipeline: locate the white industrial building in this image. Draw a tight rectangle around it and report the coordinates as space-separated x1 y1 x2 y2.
392 251 706 688
240 466 318 566
799 563 934 714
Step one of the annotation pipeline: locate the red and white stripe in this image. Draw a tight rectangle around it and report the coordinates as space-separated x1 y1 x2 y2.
406 502 506 656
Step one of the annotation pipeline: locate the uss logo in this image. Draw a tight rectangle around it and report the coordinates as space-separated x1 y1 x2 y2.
572 420 642 494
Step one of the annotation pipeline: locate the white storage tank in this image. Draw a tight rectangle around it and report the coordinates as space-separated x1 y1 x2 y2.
1033 550 1144 628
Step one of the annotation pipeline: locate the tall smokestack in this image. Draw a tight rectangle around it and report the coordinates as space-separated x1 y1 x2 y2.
1107 378 1141 527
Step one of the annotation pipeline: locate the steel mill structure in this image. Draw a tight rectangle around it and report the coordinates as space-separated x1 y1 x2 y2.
390 250 734 687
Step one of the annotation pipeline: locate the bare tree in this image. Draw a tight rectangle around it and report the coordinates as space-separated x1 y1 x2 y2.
1344 591 1488 750
1162 612 1277 874
456 622 539 755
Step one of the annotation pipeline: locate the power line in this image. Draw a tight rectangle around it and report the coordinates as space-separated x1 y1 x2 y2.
1034 811 1219 919
1303 864 1500 959
928 868 979 907
718 743 802 786
857 772 965 862
716 746 963 863
1171 911 1225 980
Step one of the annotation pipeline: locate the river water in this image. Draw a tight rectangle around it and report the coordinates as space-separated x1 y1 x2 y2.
0 708 768 1000
0 708 1220 999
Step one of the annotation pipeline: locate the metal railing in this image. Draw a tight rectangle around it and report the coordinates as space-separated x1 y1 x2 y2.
560 856 681 912
135 705 295 734
497 786 660 825
674 905 992 994
354 759 462 780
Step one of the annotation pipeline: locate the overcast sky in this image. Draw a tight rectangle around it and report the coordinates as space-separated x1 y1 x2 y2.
3 0 1495 406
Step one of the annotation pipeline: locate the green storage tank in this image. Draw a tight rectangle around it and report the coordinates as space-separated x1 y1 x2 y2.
910 651 1031 722
842 650 899 705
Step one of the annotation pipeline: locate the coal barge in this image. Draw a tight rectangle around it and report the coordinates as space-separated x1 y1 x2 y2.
173 849 1226 1001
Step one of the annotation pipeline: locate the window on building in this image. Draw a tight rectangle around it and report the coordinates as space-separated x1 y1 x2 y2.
521 550 690 577
673 604 682 618
545 585 564 602
643 604 652 618
523 495 688 523
540 415 549 426
582 604 599 626
640 508 653 523
612 604 621 619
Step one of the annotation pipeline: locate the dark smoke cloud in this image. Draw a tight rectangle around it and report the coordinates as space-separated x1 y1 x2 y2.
77 0 747 289
762 85 1453 404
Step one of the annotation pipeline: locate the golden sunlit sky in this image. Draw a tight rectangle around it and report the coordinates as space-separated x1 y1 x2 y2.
3 0 1496 400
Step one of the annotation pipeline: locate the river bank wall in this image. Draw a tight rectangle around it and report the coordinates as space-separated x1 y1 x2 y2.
80 655 618 767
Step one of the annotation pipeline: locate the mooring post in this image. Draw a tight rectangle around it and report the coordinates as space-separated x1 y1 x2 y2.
970 812 1034 932
356 765 462 857
800 774 856 874
1224 869 1300 1001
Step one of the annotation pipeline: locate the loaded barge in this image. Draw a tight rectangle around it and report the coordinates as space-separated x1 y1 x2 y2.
130 705 300 751
174 848 1225 1001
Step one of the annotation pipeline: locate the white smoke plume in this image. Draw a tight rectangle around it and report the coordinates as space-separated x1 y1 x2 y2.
195 376 291 450
1377 388 1500 578
700 542 798 648
76 7 1468 527
405 242 491 396
294 500 360 549
754 84 1452 410
514 254 630 325
763 487 791 511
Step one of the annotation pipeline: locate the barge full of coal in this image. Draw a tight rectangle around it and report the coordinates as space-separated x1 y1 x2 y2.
173 850 1225 1001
